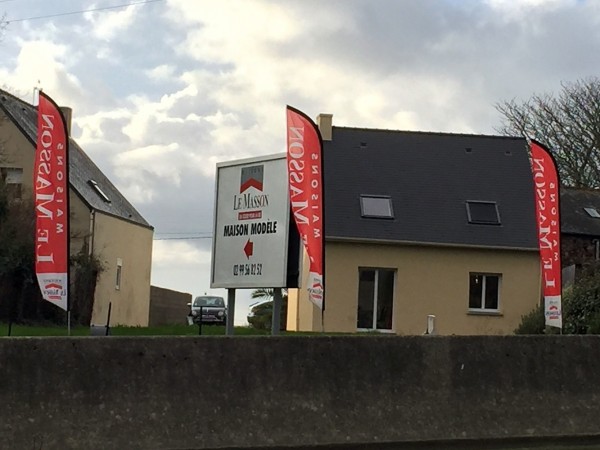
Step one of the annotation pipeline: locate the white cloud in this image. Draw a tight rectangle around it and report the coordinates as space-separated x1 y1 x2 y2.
114 142 182 203
147 64 176 81
84 4 137 41
485 0 574 17
152 239 205 266
167 0 304 62
0 40 82 102
77 108 132 144
121 85 199 144
161 1 476 136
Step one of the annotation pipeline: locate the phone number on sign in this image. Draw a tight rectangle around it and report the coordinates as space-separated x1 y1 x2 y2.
233 263 263 276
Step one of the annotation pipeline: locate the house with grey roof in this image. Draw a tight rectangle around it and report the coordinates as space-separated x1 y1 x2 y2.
0 89 154 326
561 187 600 269
287 115 542 335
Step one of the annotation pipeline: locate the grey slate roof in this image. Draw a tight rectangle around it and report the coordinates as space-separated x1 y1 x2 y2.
561 187 600 236
0 89 152 229
324 127 538 250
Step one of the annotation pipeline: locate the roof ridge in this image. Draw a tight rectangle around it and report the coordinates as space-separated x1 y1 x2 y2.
332 125 524 140
69 139 151 227
562 186 600 192
0 87 34 109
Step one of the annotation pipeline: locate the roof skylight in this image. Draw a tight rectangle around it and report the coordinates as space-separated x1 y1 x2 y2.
466 201 501 225
88 179 111 203
360 195 393 219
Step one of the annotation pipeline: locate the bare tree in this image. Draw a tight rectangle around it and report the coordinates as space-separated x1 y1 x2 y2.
496 78 600 188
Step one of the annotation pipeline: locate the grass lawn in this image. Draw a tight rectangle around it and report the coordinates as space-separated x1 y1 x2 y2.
0 323 363 337
0 323 274 337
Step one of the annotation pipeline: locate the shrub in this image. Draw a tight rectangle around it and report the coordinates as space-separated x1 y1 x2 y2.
516 263 600 335
514 302 545 334
562 263 600 334
247 299 287 331
70 250 104 326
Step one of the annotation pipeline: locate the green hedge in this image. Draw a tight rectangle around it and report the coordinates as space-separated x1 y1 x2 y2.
515 263 600 334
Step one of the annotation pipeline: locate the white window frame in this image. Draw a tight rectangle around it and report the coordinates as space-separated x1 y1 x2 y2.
468 273 501 313
88 179 111 203
115 258 123 290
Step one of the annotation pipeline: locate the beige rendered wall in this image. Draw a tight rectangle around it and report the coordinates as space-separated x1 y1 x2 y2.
286 288 299 331
288 249 323 331
90 213 153 326
69 192 93 254
0 112 35 185
294 241 541 335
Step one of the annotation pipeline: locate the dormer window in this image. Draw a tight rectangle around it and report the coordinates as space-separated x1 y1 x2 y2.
88 179 111 203
466 201 500 225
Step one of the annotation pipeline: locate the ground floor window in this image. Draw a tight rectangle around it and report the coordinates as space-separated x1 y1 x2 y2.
469 273 501 312
116 258 123 290
0 167 23 200
357 268 395 330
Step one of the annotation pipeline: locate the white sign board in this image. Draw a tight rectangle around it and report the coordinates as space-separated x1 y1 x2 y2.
211 154 290 288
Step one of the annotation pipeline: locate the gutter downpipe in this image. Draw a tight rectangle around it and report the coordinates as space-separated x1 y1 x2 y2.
89 210 96 256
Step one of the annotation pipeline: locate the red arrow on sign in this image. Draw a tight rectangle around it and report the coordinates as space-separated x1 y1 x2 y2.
244 239 254 259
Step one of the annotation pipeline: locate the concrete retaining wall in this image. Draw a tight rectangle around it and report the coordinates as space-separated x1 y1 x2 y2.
0 336 599 449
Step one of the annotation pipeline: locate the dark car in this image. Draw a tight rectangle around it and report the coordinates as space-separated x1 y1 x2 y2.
188 296 227 325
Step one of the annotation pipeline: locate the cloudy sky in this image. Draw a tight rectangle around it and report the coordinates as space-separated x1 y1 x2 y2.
1 0 599 324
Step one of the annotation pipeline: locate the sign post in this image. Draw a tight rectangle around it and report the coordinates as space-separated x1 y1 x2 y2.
272 288 282 335
226 289 236 336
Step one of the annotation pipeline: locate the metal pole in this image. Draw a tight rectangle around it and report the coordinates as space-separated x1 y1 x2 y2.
7 292 14 336
106 302 112 336
198 306 203 335
226 289 236 336
272 288 282 336
321 307 325 333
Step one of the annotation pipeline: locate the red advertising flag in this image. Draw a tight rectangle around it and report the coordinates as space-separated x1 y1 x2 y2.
286 106 324 309
530 140 561 328
35 92 70 311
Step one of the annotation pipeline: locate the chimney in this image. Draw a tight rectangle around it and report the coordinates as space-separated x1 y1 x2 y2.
60 106 72 136
316 113 332 141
